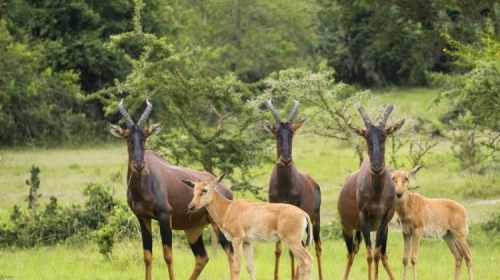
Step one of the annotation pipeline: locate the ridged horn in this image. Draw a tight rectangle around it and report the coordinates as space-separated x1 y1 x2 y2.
354 101 372 127
118 99 134 127
137 100 153 127
287 100 300 123
267 99 282 123
379 104 394 128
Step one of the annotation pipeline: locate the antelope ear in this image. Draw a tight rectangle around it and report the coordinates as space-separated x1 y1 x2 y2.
349 124 365 137
215 173 225 184
264 120 277 134
108 124 126 138
409 165 423 177
385 119 405 135
182 179 196 188
292 118 307 132
148 122 161 135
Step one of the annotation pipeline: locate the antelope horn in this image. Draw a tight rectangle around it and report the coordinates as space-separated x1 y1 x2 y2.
118 99 134 127
379 104 394 128
267 99 282 123
137 100 153 127
287 100 300 123
354 101 372 127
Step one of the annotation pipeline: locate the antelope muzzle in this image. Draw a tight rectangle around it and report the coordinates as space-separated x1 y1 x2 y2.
132 160 145 172
279 155 292 165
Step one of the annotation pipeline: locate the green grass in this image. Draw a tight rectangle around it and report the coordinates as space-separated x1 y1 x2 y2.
0 87 499 279
0 234 498 279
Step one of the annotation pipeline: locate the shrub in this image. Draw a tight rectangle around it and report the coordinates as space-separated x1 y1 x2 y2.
438 27 500 169
0 182 129 248
481 213 500 234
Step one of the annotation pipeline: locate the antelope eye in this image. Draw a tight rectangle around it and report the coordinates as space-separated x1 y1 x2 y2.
202 189 208 193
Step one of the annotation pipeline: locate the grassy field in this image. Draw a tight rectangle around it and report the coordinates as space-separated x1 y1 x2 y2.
0 87 499 279
0 234 498 279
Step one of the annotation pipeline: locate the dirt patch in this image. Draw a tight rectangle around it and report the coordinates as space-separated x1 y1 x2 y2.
473 198 500 205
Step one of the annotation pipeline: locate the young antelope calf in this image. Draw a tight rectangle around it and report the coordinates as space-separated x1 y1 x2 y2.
393 167 473 280
183 174 313 280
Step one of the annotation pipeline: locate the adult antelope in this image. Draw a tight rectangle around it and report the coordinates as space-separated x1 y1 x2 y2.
338 102 405 280
184 174 313 280
108 100 233 280
392 167 473 280
264 99 322 280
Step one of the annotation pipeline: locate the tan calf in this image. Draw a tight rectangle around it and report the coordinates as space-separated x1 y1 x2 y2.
392 167 473 280
183 174 313 280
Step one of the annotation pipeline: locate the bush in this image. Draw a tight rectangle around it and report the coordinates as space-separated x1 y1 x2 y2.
481 213 500 234
438 27 499 169
0 183 131 248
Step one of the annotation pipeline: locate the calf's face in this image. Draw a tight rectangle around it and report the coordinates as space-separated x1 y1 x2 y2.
183 174 225 212
391 166 423 199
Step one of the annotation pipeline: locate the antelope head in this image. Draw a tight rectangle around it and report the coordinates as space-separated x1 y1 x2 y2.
392 166 423 199
264 99 306 165
184 174 225 212
350 102 405 174
109 99 161 173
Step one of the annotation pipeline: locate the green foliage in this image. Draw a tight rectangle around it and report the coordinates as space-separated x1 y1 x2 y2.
0 166 131 248
98 0 269 195
25 165 41 211
317 1 433 86
94 204 138 259
4 0 134 93
481 212 500 235
0 19 93 146
438 27 500 169
258 68 438 167
163 0 321 82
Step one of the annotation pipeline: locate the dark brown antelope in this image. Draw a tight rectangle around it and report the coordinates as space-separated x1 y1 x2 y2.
108 100 233 280
337 102 405 280
392 167 473 280
264 99 323 280
184 174 313 280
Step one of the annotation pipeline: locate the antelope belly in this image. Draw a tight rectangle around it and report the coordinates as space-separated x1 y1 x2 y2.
422 224 447 238
246 229 280 242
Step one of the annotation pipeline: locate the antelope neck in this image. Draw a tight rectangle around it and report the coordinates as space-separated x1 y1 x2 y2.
204 190 232 226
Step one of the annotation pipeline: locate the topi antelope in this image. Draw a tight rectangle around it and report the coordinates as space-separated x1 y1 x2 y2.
108 99 234 280
338 102 405 280
183 174 314 280
392 167 473 280
264 99 323 280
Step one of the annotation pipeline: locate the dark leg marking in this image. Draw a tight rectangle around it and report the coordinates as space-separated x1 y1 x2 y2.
190 235 208 258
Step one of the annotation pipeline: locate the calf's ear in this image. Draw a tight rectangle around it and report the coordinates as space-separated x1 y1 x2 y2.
409 165 424 177
182 180 196 188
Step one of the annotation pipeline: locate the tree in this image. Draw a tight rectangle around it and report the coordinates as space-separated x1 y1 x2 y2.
260 68 437 167
0 19 89 146
97 0 269 195
438 27 499 169
316 0 498 86
164 0 321 82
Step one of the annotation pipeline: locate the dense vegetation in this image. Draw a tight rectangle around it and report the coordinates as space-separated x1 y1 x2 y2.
1 0 498 152
0 1 498 274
